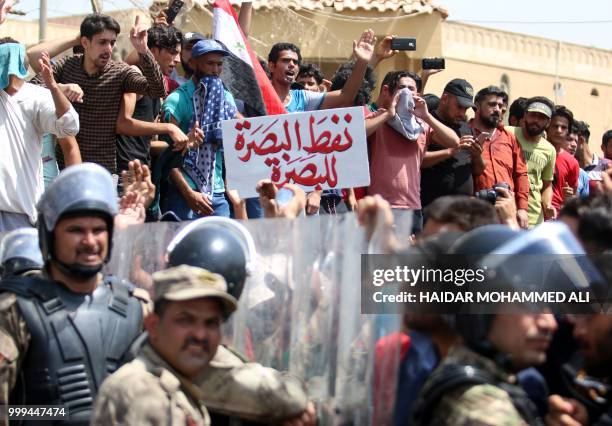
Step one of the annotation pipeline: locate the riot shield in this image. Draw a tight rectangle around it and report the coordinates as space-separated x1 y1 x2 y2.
107 214 403 425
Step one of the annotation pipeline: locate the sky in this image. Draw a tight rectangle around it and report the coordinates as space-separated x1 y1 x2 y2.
9 0 612 50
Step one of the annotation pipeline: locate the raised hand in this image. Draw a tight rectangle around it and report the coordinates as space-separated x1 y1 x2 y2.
412 94 429 120
130 15 148 54
353 29 376 63
58 83 84 103
121 160 155 209
116 191 146 228
39 52 57 88
372 35 399 65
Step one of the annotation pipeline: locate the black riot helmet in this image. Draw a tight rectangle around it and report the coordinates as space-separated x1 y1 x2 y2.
36 163 118 276
166 217 256 300
0 228 44 278
445 222 604 360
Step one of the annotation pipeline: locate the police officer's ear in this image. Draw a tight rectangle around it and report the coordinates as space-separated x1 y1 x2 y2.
143 312 161 339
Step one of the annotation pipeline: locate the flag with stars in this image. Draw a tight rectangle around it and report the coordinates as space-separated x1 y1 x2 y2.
213 0 286 116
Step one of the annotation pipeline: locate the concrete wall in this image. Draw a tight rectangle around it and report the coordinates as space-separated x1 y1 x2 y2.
423 21 612 152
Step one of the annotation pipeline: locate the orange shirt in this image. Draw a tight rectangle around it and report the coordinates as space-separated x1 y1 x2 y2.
471 124 530 211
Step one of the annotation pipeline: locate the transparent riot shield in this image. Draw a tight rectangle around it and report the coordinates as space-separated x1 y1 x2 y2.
107 213 403 426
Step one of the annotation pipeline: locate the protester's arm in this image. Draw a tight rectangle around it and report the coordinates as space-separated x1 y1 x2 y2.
169 169 213 215
420 68 443 94
319 29 375 110
494 187 520 230
421 148 458 168
0 0 14 25
27 33 80 73
57 136 81 166
365 109 391 137
369 35 398 69
116 92 195 151
123 16 165 98
467 136 486 175
541 180 556 220
414 95 459 148
257 180 306 219
511 135 530 228
36 53 80 138
238 1 253 37
344 188 358 212
306 191 322 215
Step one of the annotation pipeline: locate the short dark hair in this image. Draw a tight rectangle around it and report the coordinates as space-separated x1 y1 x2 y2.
380 70 422 94
525 96 554 113
602 129 612 147
0 37 19 45
508 97 527 122
268 43 302 64
80 13 121 39
298 63 324 85
424 196 498 231
147 24 182 51
575 120 590 140
330 61 376 106
551 105 574 130
153 298 170 317
474 85 505 105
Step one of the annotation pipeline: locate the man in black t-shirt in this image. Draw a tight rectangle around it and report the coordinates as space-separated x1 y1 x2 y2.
420 78 485 207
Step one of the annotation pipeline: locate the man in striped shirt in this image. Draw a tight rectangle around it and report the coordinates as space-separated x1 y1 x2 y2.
30 13 165 174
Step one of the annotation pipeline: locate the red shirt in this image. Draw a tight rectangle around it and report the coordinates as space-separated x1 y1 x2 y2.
471 124 530 211
552 149 580 212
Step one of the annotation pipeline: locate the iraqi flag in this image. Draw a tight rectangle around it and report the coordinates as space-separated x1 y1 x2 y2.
213 0 286 116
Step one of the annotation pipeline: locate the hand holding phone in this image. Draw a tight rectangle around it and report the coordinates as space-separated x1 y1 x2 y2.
390 37 416 51
165 0 184 24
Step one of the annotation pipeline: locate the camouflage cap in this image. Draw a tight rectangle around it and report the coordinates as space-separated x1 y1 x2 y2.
153 265 238 315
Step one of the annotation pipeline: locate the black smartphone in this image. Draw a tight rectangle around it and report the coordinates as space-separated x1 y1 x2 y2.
165 0 184 24
422 57 445 70
390 37 417 51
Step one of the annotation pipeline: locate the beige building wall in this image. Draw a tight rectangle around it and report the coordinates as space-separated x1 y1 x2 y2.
424 21 612 152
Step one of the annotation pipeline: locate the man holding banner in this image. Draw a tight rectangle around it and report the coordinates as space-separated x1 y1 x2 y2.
162 39 239 219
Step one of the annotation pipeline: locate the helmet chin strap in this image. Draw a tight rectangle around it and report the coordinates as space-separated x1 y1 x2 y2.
53 258 103 280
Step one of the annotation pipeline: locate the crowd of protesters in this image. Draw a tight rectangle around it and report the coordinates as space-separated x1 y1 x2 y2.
1 1 612 425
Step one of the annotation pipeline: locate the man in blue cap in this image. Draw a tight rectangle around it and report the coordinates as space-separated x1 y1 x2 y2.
162 39 239 219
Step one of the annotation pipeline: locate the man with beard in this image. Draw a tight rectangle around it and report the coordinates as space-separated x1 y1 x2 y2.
545 259 612 426
470 86 530 228
412 226 559 425
266 32 375 215
29 13 165 174
91 266 238 425
116 24 196 175
547 106 580 216
162 39 238 219
0 163 147 423
420 78 485 207
512 96 557 227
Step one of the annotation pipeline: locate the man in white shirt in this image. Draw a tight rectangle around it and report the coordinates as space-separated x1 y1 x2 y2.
0 37 79 231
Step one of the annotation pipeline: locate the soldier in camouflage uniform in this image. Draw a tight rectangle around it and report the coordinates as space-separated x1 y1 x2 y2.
0 164 149 425
92 265 240 426
412 225 561 426
165 217 317 425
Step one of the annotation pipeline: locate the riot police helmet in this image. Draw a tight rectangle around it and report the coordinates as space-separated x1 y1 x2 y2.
0 228 44 278
37 163 118 263
166 217 256 300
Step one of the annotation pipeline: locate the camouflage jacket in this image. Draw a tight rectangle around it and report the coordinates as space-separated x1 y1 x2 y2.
425 346 533 426
91 342 210 426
